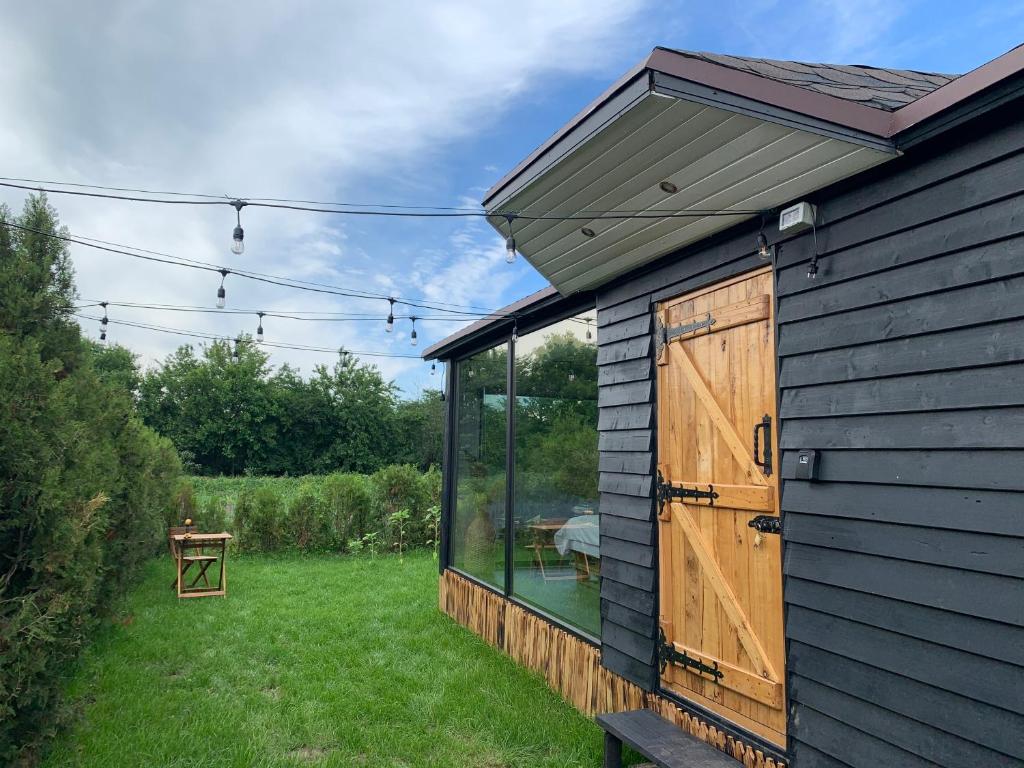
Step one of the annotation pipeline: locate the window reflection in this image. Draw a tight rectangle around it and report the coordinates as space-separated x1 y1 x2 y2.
512 310 600 636
452 344 508 588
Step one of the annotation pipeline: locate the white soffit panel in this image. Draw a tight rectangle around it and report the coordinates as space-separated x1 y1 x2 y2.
488 92 894 293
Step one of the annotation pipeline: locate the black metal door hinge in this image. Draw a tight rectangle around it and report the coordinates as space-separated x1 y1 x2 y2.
656 470 719 507
748 515 782 534
655 312 716 358
658 627 723 682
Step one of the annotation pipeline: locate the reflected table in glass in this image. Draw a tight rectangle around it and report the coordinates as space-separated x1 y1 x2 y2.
526 518 599 581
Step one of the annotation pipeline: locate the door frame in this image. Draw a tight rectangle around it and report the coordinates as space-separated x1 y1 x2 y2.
649 261 790 764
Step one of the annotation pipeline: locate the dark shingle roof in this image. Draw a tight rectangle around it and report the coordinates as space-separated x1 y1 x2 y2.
670 50 958 111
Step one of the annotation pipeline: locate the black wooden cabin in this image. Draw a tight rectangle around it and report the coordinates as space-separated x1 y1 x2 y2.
424 45 1024 768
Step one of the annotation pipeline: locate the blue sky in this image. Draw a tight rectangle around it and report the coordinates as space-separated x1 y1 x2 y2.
0 1 1021 397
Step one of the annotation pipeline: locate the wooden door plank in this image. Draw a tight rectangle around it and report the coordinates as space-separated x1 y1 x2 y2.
676 346 764 482
669 640 784 707
672 294 770 338
673 503 779 681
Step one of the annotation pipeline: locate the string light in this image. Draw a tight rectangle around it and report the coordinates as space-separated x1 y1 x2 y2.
230 200 246 255
504 214 517 264
430 362 436 376
410 316 418 347
385 298 395 333
585 318 593 342
217 269 229 308
256 312 265 342
99 301 108 343
232 336 241 361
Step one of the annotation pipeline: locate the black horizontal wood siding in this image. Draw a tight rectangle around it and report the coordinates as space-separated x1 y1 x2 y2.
775 105 1024 767
594 220 766 692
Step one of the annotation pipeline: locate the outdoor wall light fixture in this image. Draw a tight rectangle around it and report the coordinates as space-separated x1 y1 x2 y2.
756 231 772 260
581 226 596 238
659 180 679 194
409 316 418 347
385 297 395 333
256 312 265 342
504 213 517 264
230 199 246 255
216 269 229 308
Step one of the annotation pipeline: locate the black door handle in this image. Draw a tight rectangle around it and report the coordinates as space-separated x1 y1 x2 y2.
753 414 772 477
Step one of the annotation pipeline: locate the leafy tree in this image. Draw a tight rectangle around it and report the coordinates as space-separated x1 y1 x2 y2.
307 351 399 473
392 389 445 470
89 342 141 398
138 344 408 476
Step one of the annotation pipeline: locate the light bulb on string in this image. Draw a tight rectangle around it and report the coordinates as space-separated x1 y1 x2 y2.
409 316 418 347
585 317 593 342
504 213 517 264
430 362 436 376
256 312 265 342
385 298 395 333
98 301 109 344
216 269 229 308
230 200 246 255
232 336 241 362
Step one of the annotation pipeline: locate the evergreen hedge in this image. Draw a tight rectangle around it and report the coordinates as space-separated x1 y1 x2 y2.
0 196 183 764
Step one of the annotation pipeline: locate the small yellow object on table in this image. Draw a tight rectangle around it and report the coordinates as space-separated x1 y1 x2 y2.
170 531 233 598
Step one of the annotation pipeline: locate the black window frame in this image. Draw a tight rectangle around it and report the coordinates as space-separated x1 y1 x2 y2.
443 297 600 644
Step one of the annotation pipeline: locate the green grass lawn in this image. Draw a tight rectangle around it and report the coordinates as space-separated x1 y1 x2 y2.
44 552 606 768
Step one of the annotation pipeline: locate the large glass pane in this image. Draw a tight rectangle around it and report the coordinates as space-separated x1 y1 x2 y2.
512 310 600 636
451 343 508 588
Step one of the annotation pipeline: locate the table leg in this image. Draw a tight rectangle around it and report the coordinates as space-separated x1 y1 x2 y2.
176 551 183 598
220 541 227 597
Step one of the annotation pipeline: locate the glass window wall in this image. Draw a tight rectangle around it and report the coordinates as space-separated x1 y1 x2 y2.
511 310 599 636
451 343 508 588
449 307 600 637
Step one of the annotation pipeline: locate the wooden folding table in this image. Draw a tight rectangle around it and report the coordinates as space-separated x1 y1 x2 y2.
171 532 232 598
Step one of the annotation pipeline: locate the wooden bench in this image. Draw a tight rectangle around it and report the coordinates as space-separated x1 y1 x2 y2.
597 710 737 768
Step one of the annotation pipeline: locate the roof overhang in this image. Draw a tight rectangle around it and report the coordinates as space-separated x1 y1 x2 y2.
482 44 1024 294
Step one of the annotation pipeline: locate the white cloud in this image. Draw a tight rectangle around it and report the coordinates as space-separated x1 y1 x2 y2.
0 0 648 389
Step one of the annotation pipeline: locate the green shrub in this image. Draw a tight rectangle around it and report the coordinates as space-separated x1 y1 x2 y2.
234 485 285 552
284 483 330 551
320 472 372 549
199 495 230 534
171 478 198 527
189 466 440 555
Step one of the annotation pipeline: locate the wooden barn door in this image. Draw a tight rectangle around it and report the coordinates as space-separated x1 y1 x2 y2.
654 267 786 746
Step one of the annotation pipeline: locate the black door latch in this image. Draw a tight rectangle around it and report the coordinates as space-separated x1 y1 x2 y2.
748 515 782 534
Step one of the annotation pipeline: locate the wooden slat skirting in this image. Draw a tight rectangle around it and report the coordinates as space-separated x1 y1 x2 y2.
439 570 787 768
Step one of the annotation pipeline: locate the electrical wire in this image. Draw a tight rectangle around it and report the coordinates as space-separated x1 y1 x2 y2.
0 179 767 219
74 313 423 358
